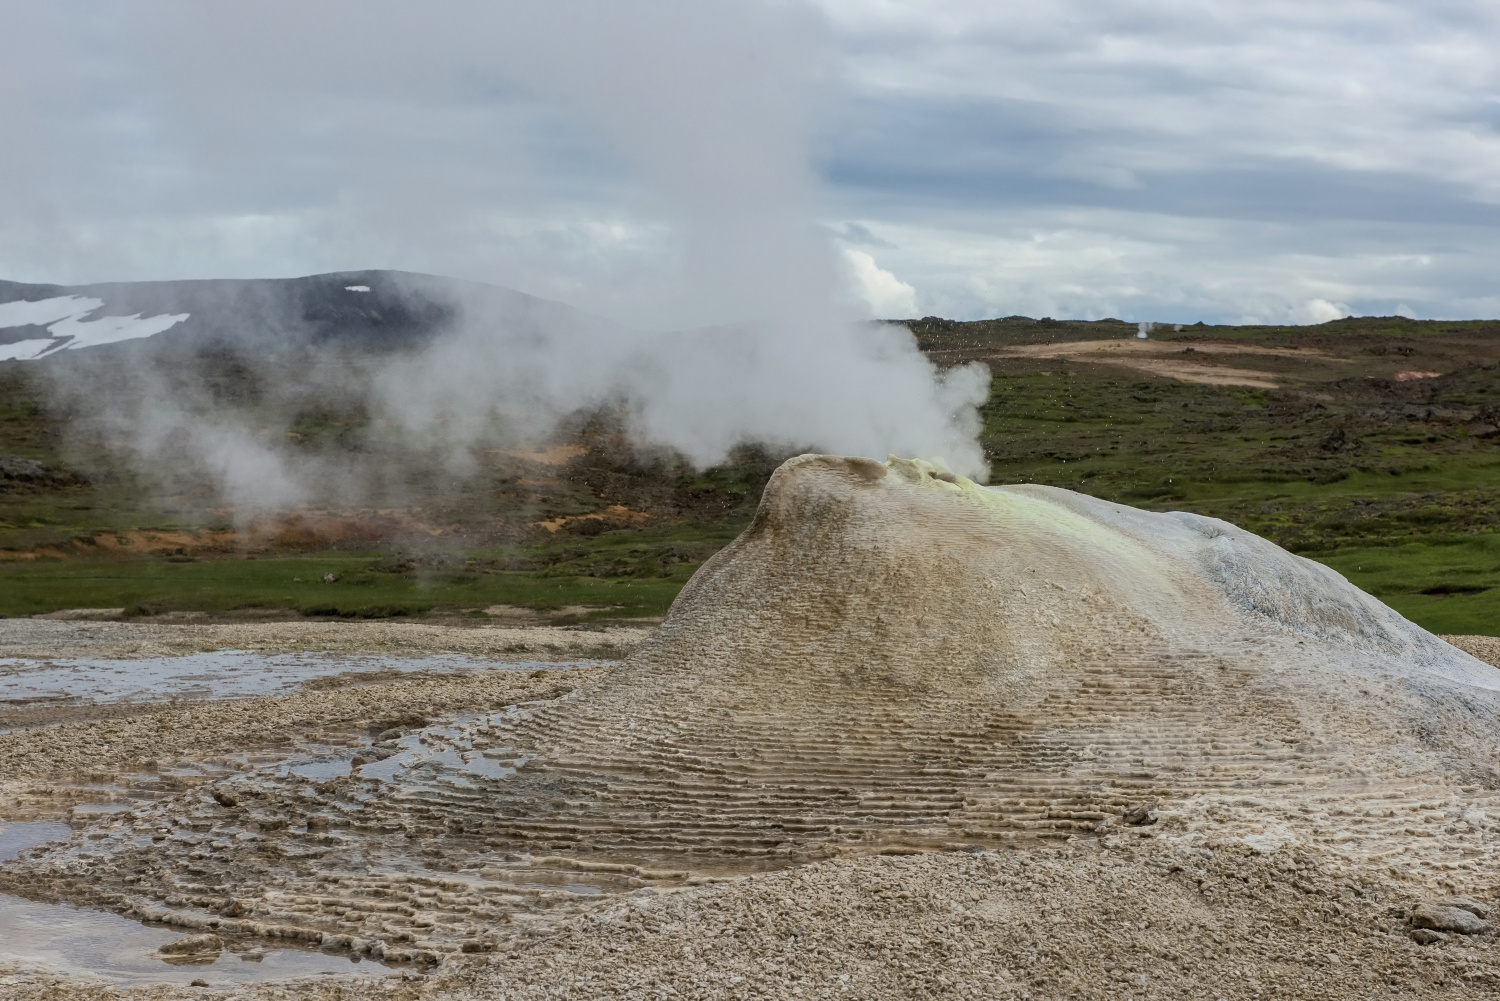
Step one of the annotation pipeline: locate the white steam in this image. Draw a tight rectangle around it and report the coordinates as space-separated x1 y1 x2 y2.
14 0 994 509
374 291 988 478
438 0 989 477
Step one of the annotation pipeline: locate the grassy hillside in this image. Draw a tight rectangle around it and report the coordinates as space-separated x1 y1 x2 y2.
918 314 1500 633
3 314 1498 633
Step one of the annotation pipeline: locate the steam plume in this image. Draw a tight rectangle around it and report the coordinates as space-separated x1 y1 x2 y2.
8 0 993 513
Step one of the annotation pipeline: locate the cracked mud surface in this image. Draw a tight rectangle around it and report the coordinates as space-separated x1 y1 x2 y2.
3 457 1500 998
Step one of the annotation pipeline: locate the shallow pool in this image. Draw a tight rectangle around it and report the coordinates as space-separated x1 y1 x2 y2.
0 651 593 708
0 893 385 985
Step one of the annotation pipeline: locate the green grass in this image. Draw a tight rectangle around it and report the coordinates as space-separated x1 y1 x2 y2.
0 519 747 620
954 317 1500 635
1309 534 1500 636
0 550 699 620
4 315 1499 634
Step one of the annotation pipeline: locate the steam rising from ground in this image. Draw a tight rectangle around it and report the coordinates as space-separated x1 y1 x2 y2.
362 0 991 481
16 0 992 510
376 291 990 480
38 284 989 517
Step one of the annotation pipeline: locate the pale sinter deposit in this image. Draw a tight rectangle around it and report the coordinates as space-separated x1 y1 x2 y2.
2 454 1498 999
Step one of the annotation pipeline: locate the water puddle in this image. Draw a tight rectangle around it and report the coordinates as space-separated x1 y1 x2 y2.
0 655 609 985
0 653 597 711
357 711 526 785
4 820 380 984
0 894 383 985
277 756 354 781
0 821 73 862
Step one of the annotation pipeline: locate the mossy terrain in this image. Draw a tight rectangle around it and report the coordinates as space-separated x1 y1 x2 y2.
0 549 700 621
2 314 1498 633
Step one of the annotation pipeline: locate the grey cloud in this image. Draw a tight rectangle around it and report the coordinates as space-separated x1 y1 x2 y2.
828 222 895 248
828 91 1500 228
810 0 1500 321
4 0 1500 331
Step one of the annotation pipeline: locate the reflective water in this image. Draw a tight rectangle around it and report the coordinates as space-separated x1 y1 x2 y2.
1 657 609 984
1 800 384 984
0 894 382 985
357 711 525 786
278 757 354 781
0 655 602 984
0 652 594 707
0 821 73 862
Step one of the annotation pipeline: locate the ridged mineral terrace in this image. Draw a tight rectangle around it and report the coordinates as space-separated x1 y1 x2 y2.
3 454 1498 997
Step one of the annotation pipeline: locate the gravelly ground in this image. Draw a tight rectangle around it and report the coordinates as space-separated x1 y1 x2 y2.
0 600 1494 1000
4 840 1499 1000
0 617 652 661
1447 635 1500 668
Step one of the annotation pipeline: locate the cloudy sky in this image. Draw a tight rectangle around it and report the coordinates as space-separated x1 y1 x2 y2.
3 0 1499 326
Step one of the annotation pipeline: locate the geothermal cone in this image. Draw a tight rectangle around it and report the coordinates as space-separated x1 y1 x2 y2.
5 454 1498 965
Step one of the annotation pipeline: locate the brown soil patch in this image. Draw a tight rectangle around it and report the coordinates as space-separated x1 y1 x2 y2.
499 444 588 465
1093 358 1281 388
0 528 240 562
989 338 1345 387
241 510 424 548
536 503 651 533
0 510 457 562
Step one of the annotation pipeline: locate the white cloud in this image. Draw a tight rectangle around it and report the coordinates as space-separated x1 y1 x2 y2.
848 207 1486 322
2 0 1499 325
843 248 918 317
1290 298 1353 325
817 1 1500 199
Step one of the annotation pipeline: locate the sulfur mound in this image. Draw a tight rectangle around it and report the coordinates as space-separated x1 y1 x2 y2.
593 454 1500 853
5 455 1499 972
640 452 1495 696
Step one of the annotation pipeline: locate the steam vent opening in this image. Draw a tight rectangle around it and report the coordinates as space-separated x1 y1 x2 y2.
5 454 1500 972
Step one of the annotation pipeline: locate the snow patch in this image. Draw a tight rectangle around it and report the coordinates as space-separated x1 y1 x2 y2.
46 310 190 351
0 295 188 360
0 339 62 362
345 285 371 292
0 295 104 328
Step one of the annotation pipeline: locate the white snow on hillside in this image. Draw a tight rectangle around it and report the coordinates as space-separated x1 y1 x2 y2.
0 295 189 360
0 295 104 327
0 339 61 362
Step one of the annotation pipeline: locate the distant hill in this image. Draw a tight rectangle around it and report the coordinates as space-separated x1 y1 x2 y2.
0 270 606 361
